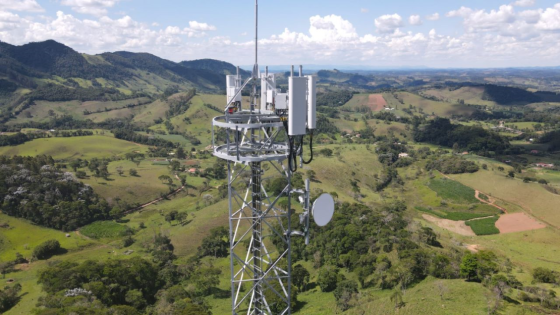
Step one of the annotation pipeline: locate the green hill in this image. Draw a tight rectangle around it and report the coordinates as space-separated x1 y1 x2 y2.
180 58 251 76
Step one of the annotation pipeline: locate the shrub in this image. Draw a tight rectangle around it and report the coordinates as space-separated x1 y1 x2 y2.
333 280 358 311
532 267 558 284
32 239 61 260
318 266 341 292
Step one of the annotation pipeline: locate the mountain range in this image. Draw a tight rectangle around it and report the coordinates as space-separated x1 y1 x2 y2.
0 39 249 95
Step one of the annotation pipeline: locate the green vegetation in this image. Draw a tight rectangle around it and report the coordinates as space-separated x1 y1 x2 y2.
32 240 61 260
465 216 500 235
426 155 480 174
415 206 497 221
2 39 560 315
79 221 132 239
415 118 511 154
482 84 541 105
0 135 149 160
427 178 479 204
0 155 111 230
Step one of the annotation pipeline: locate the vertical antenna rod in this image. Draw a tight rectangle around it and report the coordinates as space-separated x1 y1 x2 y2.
255 0 258 69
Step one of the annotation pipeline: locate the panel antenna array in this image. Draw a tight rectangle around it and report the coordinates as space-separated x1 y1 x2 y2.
211 1 335 314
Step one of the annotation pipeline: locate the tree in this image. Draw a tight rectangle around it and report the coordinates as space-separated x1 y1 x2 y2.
330 191 338 200
460 252 479 281
508 170 515 178
176 146 186 159
333 280 358 311
197 226 229 258
318 266 340 292
158 175 171 184
123 236 135 247
69 160 81 172
292 264 310 292
32 239 61 260
125 289 146 310
129 168 138 176
116 166 124 176
0 283 22 313
306 170 317 181
176 212 188 224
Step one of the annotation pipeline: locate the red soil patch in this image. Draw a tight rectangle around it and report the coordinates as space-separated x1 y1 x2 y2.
496 212 546 234
367 94 387 111
184 160 199 166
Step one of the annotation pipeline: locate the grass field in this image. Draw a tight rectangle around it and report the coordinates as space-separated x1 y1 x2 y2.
394 91 477 117
415 206 498 221
2 127 559 315
428 178 479 204
422 86 497 107
465 216 500 235
80 159 180 205
0 214 95 261
14 97 152 123
451 170 560 228
0 135 149 160
80 221 130 239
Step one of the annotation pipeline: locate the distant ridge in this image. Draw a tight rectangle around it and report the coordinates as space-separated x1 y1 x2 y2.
181 59 251 77
0 39 243 93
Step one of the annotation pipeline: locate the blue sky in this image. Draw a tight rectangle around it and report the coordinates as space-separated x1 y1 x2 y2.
1 0 560 67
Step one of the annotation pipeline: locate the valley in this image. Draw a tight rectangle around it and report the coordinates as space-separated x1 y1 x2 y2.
0 40 559 315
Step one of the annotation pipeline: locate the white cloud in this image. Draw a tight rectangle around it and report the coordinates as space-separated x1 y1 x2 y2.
1 0 43 12
519 9 542 23
152 22 159 27
447 5 516 32
0 11 24 31
512 0 535 7
375 14 403 33
426 13 440 21
361 8 369 13
2 6 560 68
409 14 422 26
535 4 560 30
188 21 216 31
60 0 121 17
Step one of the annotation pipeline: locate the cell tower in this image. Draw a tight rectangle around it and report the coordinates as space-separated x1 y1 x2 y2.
211 1 335 314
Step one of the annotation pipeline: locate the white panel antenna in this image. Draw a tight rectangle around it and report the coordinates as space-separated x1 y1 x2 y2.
307 75 317 130
288 76 307 136
226 75 242 103
275 93 288 110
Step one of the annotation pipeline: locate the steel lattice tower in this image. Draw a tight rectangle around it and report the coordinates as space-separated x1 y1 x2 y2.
211 1 325 314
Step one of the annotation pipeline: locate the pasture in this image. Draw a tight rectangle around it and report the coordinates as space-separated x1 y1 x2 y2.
79 221 131 239
0 135 149 160
394 91 476 117
422 86 496 107
80 159 180 205
451 170 560 228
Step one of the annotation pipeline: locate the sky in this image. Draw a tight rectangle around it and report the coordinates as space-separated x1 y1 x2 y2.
1 0 560 68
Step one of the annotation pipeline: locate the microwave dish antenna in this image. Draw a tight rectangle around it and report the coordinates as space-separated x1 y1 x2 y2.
312 194 335 227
